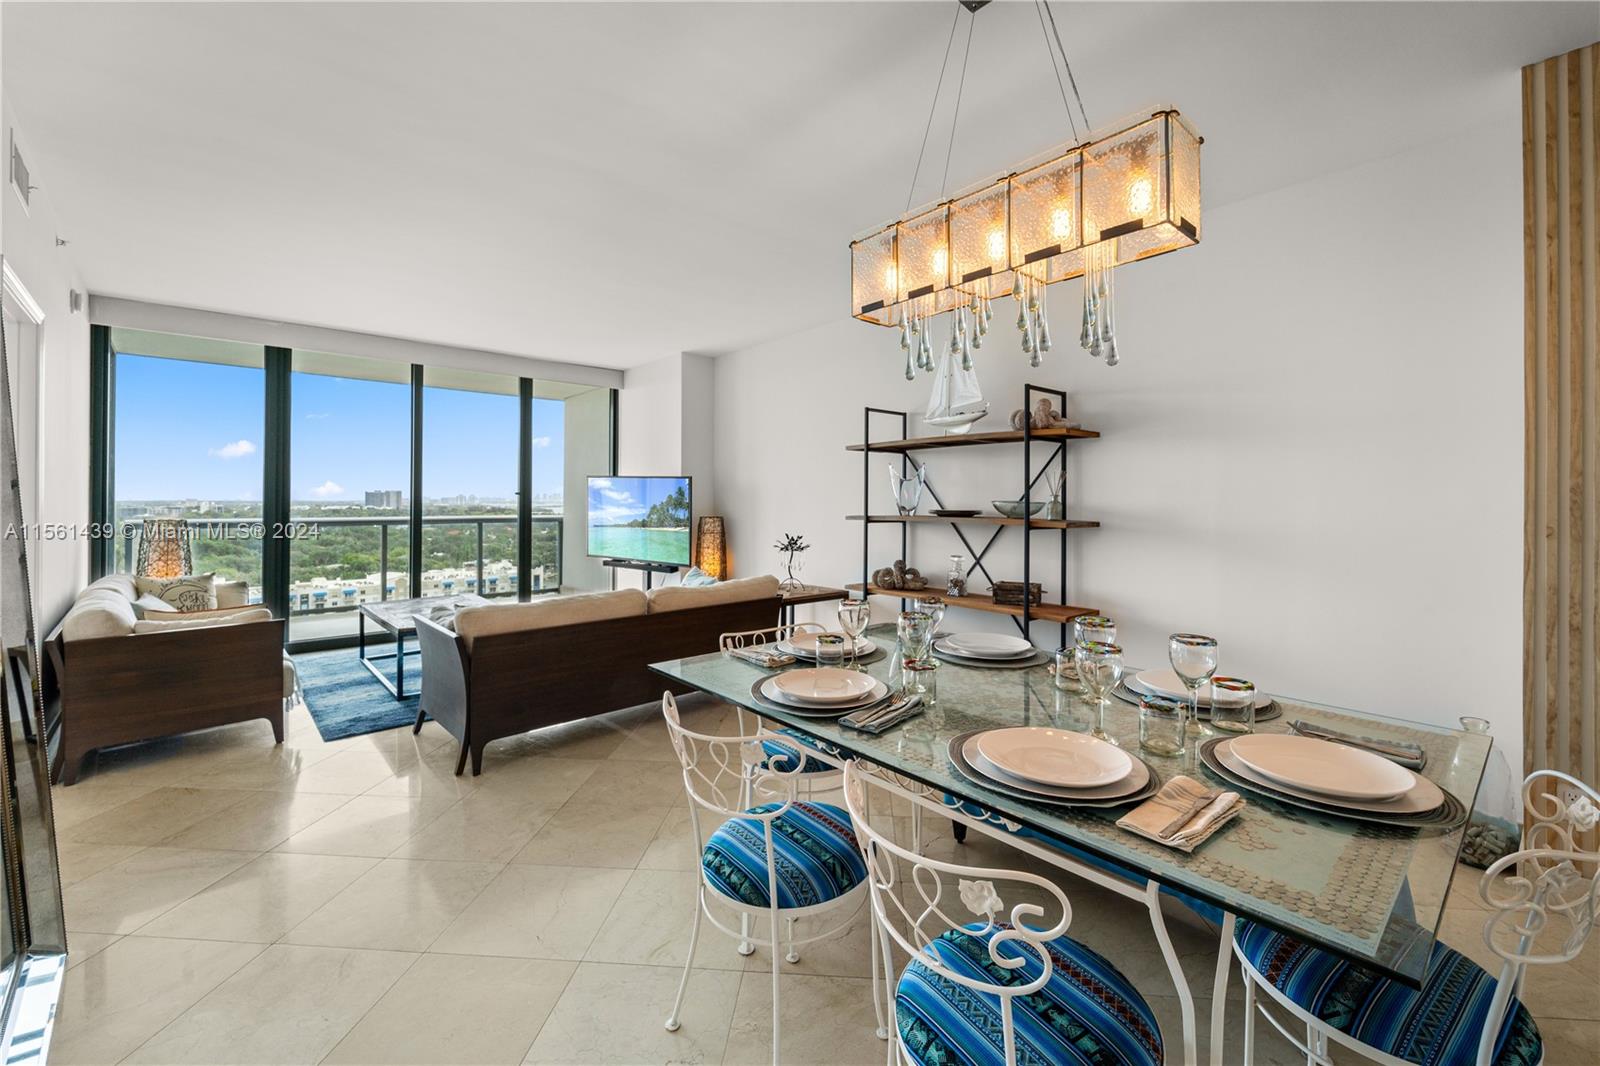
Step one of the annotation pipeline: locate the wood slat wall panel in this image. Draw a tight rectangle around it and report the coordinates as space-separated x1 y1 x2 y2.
1524 42 1600 794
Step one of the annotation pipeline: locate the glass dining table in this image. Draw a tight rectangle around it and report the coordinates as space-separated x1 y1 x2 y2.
650 626 1493 1066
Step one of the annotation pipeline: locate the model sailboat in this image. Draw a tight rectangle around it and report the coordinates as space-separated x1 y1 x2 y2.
924 342 989 434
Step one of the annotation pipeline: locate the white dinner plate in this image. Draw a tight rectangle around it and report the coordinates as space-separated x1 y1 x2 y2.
1128 669 1274 710
964 736 1150 800
770 667 879 705
939 633 1035 659
1227 733 1415 801
1213 739 1444 814
758 676 889 714
778 633 875 658
973 727 1133 788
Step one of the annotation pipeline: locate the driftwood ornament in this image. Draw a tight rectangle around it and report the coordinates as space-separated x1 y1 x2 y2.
1008 398 1076 431
872 559 928 591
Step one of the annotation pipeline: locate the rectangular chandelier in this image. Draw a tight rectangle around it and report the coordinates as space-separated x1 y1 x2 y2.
851 110 1201 326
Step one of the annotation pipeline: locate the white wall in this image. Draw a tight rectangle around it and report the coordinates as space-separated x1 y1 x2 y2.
2 100 90 629
614 351 717 589
561 386 613 592
714 102 1525 768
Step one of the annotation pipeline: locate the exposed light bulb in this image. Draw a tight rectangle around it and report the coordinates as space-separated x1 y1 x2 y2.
987 230 1006 260
932 248 948 276
1128 177 1153 216
884 266 898 292
1051 208 1073 241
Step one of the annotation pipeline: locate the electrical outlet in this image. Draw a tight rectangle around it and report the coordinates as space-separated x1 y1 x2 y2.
1559 783 1585 810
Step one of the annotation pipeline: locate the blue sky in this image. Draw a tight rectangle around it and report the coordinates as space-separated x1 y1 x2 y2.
587 476 691 525
114 353 568 502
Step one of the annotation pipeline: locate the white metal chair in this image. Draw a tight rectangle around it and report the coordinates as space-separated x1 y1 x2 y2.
720 623 847 797
840 759 1165 1066
659 691 870 1065
1232 769 1600 1066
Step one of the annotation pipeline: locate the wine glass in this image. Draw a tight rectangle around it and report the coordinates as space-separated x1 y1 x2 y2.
837 599 871 669
1169 633 1219 740
1074 640 1124 746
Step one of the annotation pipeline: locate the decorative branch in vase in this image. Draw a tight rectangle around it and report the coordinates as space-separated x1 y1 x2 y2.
774 533 810 591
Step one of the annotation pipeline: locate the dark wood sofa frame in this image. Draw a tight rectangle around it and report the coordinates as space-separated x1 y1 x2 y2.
45 618 286 785
415 596 780 775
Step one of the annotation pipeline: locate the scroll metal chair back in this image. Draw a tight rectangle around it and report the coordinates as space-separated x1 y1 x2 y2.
1232 768 1600 1066
842 761 1164 1066
659 692 870 1065
719 623 845 795
1473 770 1600 1064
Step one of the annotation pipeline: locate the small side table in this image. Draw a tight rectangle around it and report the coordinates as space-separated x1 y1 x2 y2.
777 585 848 627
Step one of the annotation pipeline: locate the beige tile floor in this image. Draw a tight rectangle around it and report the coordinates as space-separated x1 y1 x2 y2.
47 693 1600 1065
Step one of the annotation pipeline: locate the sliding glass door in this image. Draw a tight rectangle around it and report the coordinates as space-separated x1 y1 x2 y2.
288 352 412 641
109 329 266 597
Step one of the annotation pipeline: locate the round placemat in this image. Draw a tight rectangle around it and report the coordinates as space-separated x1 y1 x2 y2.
1197 738 1467 830
1112 682 1282 722
748 676 887 719
933 647 1050 670
946 729 1159 810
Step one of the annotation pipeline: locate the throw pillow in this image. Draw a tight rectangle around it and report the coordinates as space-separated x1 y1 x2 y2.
214 579 250 609
681 566 719 587
134 572 218 612
132 593 180 619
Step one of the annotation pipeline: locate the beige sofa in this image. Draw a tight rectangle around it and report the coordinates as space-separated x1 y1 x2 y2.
416 575 782 775
46 575 290 784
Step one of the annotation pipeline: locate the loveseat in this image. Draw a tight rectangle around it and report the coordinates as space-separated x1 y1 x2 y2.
46 574 290 784
414 575 782 775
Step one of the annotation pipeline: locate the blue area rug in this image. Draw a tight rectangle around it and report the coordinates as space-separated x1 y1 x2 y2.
294 649 426 742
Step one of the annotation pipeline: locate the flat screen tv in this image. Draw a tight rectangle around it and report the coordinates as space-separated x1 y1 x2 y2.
586 475 692 566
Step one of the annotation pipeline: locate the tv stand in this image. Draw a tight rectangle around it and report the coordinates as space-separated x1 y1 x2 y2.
603 558 679 589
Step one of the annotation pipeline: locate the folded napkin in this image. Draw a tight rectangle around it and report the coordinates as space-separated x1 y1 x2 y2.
729 646 797 669
1288 720 1426 770
839 694 922 734
1117 775 1244 853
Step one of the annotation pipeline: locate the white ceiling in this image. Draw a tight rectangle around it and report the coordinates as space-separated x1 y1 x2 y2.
5 2 1595 369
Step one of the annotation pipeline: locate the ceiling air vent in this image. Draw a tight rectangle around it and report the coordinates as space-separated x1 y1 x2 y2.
9 131 31 214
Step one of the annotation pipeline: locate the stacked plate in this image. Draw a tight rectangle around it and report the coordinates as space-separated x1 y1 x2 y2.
776 631 877 662
1199 733 1466 828
948 726 1160 808
1114 669 1281 721
751 667 890 718
932 633 1046 669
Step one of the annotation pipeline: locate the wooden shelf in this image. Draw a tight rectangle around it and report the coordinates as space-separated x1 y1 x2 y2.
845 426 1099 453
847 514 1100 530
846 584 1095 625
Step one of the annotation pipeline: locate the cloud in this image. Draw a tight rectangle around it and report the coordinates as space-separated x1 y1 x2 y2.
304 412 332 421
208 439 257 460
309 480 345 499
531 436 552 448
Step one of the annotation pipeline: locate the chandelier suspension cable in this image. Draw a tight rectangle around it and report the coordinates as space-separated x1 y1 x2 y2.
938 11 978 199
1033 0 1079 142
904 5 964 213
1041 0 1092 133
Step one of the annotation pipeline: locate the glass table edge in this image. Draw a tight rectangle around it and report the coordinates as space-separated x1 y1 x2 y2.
647 649 1492 988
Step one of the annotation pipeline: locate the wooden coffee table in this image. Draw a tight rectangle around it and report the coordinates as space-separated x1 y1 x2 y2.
358 594 491 698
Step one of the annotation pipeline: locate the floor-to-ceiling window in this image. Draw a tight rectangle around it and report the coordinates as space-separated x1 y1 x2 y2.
109 329 265 596
288 352 412 641
421 367 521 598
95 326 614 644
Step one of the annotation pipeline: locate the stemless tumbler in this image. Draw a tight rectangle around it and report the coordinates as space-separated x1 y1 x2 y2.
1209 677 1256 734
814 634 847 670
1139 694 1187 756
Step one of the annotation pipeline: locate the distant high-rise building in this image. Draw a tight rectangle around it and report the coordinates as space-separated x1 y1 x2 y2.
365 489 404 509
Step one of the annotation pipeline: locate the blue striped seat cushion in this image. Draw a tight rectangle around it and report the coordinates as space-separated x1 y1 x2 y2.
897 923 1163 1066
701 801 866 910
1235 920 1542 1066
760 727 834 775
